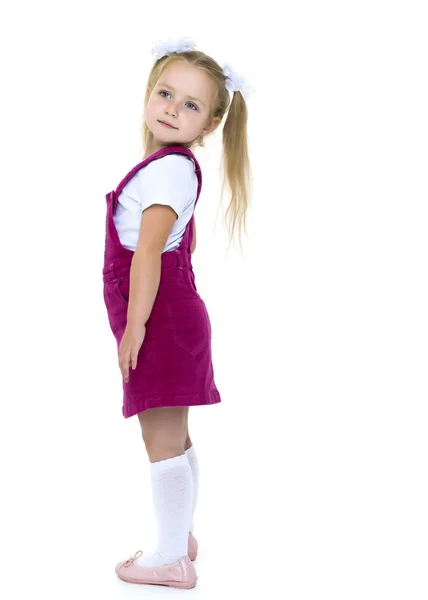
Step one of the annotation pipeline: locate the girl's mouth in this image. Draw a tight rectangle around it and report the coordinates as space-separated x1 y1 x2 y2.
158 120 177 129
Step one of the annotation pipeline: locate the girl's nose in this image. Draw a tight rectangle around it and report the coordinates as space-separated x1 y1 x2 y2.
166 102 178 118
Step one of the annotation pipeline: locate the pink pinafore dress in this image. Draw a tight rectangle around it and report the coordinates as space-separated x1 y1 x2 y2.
102 145 222 418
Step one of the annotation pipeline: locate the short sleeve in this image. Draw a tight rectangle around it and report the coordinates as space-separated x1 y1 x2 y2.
138 154 197 218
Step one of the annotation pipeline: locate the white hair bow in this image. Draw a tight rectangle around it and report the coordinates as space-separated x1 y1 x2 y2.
151 37 255 100
221 63 255 101
151 37 196 60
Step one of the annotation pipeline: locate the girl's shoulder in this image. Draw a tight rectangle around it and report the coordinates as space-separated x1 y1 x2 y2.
135 152 197 192
139 153 197 187
116 149 198 198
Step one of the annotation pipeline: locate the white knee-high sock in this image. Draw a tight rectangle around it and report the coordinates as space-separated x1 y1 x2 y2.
136 453 193 568
185 445 199 534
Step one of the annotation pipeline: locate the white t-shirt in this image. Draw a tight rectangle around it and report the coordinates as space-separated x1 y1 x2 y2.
113 154 198 252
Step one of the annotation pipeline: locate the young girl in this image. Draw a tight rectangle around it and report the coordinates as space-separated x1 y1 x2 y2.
102 37 253 589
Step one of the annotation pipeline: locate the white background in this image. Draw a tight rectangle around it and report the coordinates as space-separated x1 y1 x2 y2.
1 1 427 598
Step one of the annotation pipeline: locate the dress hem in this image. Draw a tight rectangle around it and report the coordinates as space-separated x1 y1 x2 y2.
122 390 221 418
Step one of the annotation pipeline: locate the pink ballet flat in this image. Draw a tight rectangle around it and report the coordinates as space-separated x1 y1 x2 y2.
188 531 198 561
115 550 198 589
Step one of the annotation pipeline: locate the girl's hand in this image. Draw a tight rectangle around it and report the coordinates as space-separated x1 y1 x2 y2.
118 323 146 382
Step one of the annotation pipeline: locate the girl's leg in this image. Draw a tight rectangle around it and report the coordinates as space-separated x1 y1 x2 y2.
183 406 199 535
184 406 192 450
135 407 193 567
138 405 187 462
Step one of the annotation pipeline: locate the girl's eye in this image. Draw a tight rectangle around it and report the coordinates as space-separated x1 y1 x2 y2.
159 91 198 111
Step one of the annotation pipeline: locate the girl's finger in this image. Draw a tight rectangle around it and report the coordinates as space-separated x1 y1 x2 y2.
119 349 130 381
131 350 138 370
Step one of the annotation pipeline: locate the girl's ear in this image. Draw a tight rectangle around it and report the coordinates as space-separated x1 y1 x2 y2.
203 116 221 135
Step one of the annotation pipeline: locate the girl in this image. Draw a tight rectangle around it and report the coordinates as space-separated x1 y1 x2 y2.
102 37 253 589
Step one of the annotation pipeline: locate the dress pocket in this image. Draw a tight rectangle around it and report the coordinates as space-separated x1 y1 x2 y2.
116 276 129 304
102 280 128 344
166 297 210 358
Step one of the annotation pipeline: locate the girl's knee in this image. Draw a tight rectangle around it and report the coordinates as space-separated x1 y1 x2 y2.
145 442 186 463
143 432 186 455
138 407 187 461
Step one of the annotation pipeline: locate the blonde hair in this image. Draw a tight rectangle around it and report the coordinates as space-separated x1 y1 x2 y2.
140 51 252 253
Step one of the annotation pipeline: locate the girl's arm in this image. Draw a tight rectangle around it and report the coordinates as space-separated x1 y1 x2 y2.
190 216 196 254
127 204 177 327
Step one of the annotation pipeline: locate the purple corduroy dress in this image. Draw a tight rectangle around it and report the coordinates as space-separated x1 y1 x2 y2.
102 145 222 418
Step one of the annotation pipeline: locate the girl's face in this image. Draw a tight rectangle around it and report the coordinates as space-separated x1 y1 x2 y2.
145 61 220 148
